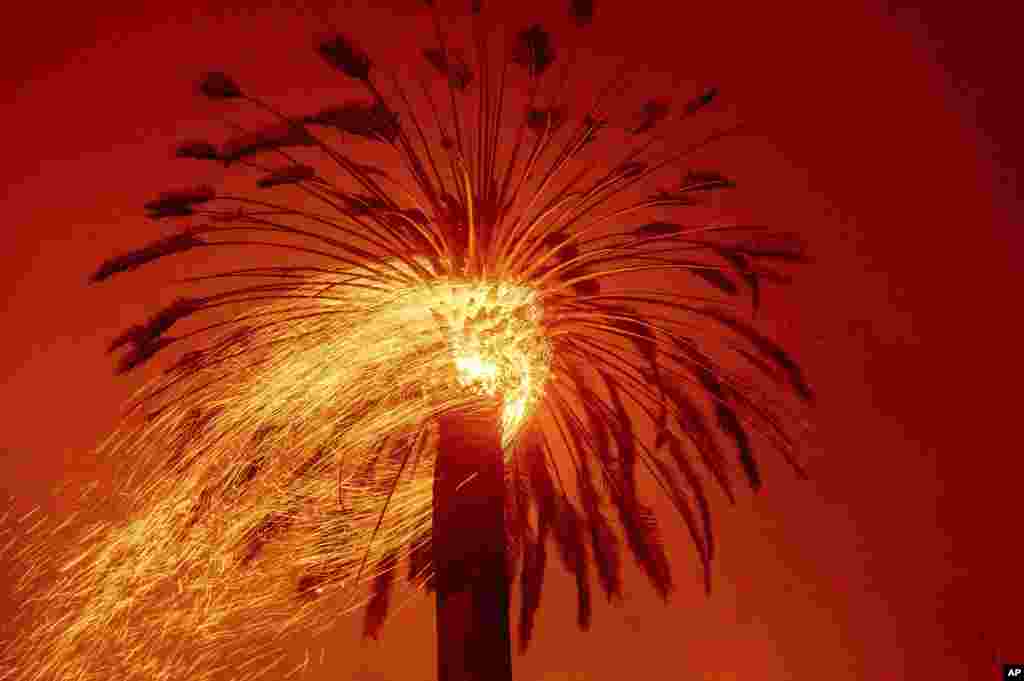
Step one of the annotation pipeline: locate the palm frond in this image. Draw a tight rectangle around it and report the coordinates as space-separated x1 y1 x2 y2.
363 551 399 640
517 521 546 653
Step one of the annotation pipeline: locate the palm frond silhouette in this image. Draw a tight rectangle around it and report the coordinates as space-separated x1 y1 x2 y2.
4 2 813 680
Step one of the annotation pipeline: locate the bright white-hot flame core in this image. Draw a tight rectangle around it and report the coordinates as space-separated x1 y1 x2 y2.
453 355 498 386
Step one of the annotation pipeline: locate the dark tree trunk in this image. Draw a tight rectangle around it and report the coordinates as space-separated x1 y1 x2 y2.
433 404 512 681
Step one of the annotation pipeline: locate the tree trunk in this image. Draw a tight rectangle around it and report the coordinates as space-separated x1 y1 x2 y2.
433 403 512 681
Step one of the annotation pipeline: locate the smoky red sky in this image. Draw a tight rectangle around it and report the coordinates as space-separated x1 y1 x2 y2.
1 1 1021 680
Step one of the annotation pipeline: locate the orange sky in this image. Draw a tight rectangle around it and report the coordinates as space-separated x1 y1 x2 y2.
1 1 1020 679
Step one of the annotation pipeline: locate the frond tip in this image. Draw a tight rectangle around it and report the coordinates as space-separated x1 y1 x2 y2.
632 98 671 134
570 0 595 26
256 164 317 188
107 296 202 359
174 140 220 161
220 124 318 165
89 231 206 283
302 101 400 143
512 24 555 75
684 86 719 116
363 552 398 640
198 71 243 100
317 34 372 81
423 48 474 91
143 185 216 219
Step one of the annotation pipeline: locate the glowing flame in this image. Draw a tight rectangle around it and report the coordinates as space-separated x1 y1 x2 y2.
428 278 550 447
454 354 499 387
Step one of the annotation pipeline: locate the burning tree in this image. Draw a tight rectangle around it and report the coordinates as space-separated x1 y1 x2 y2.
3 2 813 680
